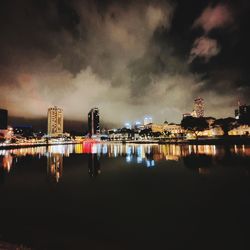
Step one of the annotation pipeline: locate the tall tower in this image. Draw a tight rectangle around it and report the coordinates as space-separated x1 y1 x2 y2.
0 109 8 129
88 108 100 136
194 97 204 117
47 106 63 136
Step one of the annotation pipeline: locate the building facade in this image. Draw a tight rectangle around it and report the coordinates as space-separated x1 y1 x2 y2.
47 106 63 136
0 108 8 129
229 125 250 136
163 123 183 135
144 123 164 133
193 97 204 117
88 108 100 136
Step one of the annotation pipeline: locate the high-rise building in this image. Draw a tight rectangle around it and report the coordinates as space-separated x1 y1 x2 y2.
88 108 100 136
144 116 153 126
235 102 250 122
47 106 63 136
0 109 8 129
193 97 204 117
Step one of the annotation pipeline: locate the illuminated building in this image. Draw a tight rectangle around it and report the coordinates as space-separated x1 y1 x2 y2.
0 109 8 129
163 123 183 135
193 97 204 117
144 116 153 125
228 125 250 136
47 106 63 136
88 108 100 136
144 123 164 133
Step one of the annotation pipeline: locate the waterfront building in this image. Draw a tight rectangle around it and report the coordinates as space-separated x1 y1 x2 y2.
144 123 164 133
193 97 204 117
228 125 250 136
0 109 8 129
198 127 224 137
88 108 100 136
47 106 63 136
163 123 184 135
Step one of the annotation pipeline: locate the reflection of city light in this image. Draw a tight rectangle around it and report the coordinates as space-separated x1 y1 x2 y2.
114 145 117 157
75 144 83 154
92 144 97 154
126 155 132 162
146 160 155 168
234 145 238 153
47 153 63 183
102 144 108 154
1 143 250 174
2 154 13 172
198 168 210 176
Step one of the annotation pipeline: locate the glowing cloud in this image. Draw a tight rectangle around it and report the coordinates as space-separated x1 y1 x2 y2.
189 36 221 63
193 4 234 33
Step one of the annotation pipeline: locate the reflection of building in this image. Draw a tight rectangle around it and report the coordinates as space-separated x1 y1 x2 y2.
88 108 100 136
1 154 13 172
0 109 8 129
193 97 204 117
47 153 63 182
88 154 101 177
144 116 153 126
47 106 63 136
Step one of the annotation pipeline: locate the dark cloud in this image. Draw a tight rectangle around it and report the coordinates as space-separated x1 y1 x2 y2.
0 0 249 129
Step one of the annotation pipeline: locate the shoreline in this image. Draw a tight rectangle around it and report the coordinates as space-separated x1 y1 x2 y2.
0 136 250 150
0 141 80 150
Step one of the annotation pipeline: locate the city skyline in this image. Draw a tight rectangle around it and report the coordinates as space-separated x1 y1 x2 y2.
1 97 249 132
0 0 249 126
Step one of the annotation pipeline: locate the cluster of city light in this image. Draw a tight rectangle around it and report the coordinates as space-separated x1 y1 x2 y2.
1 98 250 150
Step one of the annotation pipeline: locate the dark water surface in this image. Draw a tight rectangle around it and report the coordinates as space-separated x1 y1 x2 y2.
0 143 250 250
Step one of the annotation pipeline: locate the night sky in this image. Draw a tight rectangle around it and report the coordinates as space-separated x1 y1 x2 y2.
0 0 249 129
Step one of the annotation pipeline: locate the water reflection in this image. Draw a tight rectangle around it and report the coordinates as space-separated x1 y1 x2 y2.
0 143 250 180
88 154 101 178
183 153 213 176
47 153 63 183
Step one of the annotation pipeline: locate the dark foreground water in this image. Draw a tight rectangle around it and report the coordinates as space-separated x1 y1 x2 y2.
0 143 250 250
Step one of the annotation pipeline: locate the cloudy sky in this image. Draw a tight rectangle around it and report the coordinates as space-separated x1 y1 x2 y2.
0 0 249 129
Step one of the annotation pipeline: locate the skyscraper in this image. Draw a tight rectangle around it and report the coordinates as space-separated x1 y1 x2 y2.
193 97 204 117
235 102 250 123
88 108 100 136
0 109 8 130
47 106 63 136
